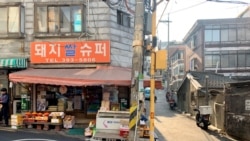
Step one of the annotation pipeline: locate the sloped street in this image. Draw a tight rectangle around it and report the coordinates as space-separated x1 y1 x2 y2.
144 89 236 141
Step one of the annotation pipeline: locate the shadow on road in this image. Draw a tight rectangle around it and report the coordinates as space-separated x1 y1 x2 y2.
204 129 237 141
155 127 168 141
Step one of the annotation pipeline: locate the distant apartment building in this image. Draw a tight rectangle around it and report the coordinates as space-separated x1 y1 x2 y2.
183 17 250 80
168 44 193 91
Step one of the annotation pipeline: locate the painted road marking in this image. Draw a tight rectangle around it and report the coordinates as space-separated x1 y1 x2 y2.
12 139 57 141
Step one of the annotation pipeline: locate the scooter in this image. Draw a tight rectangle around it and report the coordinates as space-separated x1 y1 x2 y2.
169 99 176 110
193 108 210 130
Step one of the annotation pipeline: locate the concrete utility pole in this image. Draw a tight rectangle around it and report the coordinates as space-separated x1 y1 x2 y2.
129 0 144 140
159 13 171 91
149 3 156 141
149 1 169 141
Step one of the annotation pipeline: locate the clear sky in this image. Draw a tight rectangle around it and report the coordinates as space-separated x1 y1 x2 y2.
156 0 249 42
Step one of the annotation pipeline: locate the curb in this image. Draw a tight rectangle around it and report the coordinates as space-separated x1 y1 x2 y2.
0 127 17 132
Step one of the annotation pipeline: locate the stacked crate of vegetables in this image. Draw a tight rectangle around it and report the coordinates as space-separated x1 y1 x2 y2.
10 114 23 129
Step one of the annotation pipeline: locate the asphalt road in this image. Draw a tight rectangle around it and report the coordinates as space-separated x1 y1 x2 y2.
0 89 237 141
0 129 84 141
145 89 237 141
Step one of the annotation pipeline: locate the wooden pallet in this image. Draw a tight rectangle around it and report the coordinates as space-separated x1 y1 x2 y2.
92 132 128 141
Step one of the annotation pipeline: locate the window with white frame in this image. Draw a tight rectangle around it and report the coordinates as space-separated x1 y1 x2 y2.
0 5 24 35
117 10 130 27
35 5 85 33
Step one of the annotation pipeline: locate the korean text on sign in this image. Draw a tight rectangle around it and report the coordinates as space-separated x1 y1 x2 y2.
30 40 110 64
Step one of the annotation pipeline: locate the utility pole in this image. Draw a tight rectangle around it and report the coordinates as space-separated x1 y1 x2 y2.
129 0 144 141
159 14 171 91
149 2 157 141
149 1 169 141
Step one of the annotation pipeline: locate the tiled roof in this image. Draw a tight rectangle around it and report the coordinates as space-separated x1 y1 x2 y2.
189 71 236 89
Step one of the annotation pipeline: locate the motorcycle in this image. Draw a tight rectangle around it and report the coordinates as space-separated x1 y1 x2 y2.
193 108 210 130
168 99 176 110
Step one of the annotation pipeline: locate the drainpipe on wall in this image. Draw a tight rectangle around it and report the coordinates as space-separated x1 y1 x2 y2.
205 75 209 105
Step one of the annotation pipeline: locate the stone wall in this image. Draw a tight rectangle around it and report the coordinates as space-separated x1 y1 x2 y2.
225 81 250 141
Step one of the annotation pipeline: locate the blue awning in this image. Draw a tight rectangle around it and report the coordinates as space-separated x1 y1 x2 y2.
0 58 27 69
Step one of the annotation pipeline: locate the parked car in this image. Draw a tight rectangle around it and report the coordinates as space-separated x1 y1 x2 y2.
144 87 151 100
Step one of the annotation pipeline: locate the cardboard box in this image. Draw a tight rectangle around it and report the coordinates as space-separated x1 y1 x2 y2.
51 118 62 123
11 120 23 126
11 114 23 119
103 92 110 101
199 106 212 115
11 118 23 123
120 119 129 126
63 115 75 128
103 92 110 98
101 100 110 111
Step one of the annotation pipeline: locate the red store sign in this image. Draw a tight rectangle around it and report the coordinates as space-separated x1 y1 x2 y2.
30 40 110 64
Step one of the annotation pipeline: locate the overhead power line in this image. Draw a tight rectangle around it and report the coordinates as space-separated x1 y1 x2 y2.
168 1 207 14
207 0 250 4
157 1 170 29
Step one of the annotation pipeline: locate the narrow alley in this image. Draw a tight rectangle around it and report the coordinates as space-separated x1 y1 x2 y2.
144 90 236 141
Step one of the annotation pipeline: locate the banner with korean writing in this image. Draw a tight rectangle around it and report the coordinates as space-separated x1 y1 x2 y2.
30 40 110 64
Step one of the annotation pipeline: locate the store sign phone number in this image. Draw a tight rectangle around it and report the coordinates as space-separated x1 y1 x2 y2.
30 40 110 64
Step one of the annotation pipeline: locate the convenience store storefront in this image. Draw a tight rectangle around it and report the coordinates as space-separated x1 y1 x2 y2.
9 66 131 118
8 40 131 118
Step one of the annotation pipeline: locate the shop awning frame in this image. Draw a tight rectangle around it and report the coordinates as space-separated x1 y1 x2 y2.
9 66 131 86
0 58 27 69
